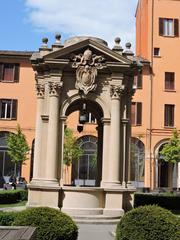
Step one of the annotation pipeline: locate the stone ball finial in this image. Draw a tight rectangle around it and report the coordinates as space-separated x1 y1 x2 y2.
126 42 131 49
115 37 121 45
55 33 61 42
42 37 48 44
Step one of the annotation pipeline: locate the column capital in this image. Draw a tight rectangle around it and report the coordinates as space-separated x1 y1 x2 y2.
36 83 45 99
110 85 124 99
48 81 63 97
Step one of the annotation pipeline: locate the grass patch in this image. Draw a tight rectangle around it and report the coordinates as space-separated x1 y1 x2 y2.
0 201 27 208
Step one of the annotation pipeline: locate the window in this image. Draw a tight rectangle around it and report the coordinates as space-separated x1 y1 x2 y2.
0 99 17 120
0 63 19 82
159 18 179 37
164 104 174 127
165 72 175 91
0 132 21 188
134 71 142 89
154 48 160 56
72 136 97 186
131 102 142 126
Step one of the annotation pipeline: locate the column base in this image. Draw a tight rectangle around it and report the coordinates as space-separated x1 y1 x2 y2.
27 182 61 209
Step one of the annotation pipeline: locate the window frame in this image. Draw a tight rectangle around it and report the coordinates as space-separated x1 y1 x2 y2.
164 72 175 91
164 104 175 127
131 102 142 126
0 99 17 120
159 18 179 37
0 63 20 83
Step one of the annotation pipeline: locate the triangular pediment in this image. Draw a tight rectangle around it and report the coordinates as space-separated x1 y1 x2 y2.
43 38 132 65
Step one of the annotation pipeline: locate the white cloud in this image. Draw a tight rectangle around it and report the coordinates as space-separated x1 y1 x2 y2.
24 0 138 49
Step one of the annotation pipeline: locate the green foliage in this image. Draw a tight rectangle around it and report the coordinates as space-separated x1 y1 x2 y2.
0 190 28 204
63 128 83 166
13 207 78 240
0 212 18 226
160 129 180 163
116 205 180 240
134 193 180 210
7 124 30 173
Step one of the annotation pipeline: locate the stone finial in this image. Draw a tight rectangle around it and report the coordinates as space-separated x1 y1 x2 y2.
41 37 48 48
55 33 61 43
112 37 123 54
123 42 134 58
52 33 63 50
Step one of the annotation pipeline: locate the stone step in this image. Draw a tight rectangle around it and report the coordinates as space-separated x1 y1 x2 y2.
72 214 121 224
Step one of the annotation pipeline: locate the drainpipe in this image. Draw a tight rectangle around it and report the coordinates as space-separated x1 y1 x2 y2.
149 0 154 189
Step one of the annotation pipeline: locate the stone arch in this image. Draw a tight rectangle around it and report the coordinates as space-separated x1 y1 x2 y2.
154 139 177 189
60 93 110 119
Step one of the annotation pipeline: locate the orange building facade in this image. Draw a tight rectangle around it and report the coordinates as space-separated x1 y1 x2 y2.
0 0 180 190
134 0 180 189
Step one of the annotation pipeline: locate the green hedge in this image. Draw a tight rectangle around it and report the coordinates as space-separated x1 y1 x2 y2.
0 211 18 226
134 193 180 210
13 207 78 240
116 205 180 240
0 190 28 204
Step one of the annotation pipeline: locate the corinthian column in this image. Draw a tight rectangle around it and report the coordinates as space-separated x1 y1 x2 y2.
32 82 45 182
45 81 63 185
108 85 123 185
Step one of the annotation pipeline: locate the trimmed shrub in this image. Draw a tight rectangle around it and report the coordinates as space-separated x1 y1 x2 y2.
116 205 180 240
134 193 180 210
0 211 18 226
13 207 78 240
0 190 28 204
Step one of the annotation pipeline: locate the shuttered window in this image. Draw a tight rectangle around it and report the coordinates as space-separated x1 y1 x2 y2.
165 72 175 90
131 102 142 126
0 99 17 120
164 104 174 127
159 18 179 37
0 63 19 82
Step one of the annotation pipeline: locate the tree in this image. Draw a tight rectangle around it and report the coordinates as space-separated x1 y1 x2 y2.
63 128 83 166
7 124 30 176
160 129 180 164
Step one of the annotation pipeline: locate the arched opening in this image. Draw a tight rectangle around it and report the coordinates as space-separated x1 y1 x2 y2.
64 99 103 187
130 137 145 188
72 135 97 186
156 143 177 189
0 131 21 187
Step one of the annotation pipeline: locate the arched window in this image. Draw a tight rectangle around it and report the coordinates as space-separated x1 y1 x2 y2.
130 137 145 188
72 135 97 186
0 132 20 187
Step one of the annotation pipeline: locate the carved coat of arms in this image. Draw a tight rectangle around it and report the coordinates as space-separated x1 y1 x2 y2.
71 49 106 95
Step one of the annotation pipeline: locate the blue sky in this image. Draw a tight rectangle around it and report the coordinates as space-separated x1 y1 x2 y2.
0 0 138 51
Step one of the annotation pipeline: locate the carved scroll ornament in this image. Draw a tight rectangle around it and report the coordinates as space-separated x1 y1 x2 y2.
72 49 105 95
36 83 45 99
48 82 63 97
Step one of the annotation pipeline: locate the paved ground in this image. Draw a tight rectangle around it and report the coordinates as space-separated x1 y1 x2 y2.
77 223 116 240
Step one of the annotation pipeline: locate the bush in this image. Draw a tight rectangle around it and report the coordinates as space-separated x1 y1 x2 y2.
0 211 18 226
0 190 28 204
134 193 180 210
116 205 180 240
13 207 78 240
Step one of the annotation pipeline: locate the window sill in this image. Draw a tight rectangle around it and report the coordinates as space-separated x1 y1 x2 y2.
160 35 177 38
132 125 142 127
153 55 161 58
0 81 17 83
164 89 176 92
0 118 16 121
164 126 174 129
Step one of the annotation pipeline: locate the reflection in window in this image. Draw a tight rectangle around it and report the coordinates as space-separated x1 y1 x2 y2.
130 137 145 188
0 132 20 187
72 135 97 186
